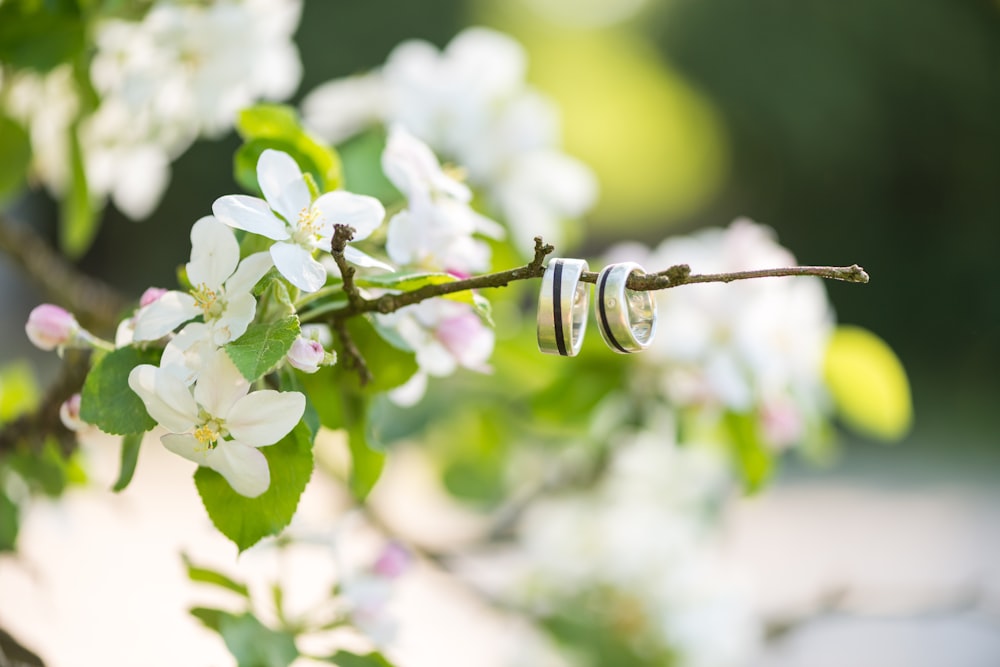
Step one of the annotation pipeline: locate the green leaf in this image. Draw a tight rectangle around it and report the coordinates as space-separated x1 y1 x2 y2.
0 362 41 423
60 124 101 258
6 438 73 497
724 411 776 493
341 317 419 394
0 113 31 203
79 346 160 435
195 421 313 552
192 609 298 667
235 104 342 193
111 432 142 492
225 316 300 381
824 325 912 441
0 1 85 72
0 489 19 552
347 406 385 502
321 650 397 667
183 555 250 598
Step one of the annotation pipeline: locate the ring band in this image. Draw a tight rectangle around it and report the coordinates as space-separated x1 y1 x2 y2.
537 258 590 356
596 262 656 354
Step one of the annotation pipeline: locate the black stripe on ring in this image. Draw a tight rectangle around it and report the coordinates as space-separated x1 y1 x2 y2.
598 268 630 354
552 260 568 356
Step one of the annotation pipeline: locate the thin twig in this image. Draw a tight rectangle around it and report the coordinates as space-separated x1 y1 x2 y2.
331 318 372 387
329 225 366 311
577 263 871 290
328 230 866 320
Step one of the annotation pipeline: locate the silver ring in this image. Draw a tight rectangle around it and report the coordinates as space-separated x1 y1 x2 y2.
537 258 590 356
595 262 656 353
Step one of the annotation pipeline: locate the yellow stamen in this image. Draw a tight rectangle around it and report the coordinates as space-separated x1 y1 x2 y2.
191 283 218 316
193 424 219 451
297 206 322 241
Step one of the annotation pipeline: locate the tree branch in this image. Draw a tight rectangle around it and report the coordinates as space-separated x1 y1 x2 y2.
0 350 89 458
0 215 127 332
326 230 867 321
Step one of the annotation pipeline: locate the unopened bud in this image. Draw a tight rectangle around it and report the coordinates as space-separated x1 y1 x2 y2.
139 287 168 308
26 304 80 351
373 541 412 579
59 393 86 431
286 336 325 373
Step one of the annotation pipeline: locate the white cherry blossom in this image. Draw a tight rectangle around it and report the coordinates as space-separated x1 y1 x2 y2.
377 299 494 405
382 126 503 274
212 149 388 292
302 27 597 250
128 349 305 498
132 216 272 346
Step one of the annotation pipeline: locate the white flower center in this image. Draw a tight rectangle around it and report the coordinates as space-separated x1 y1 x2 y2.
293 206 323 246
191 283 223 319
193 418 227 452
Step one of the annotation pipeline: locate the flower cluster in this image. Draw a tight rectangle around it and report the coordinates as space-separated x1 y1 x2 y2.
302 27 597 250
514 423 761 666
611 218 835 450
2 0 302 219
26 129 505 492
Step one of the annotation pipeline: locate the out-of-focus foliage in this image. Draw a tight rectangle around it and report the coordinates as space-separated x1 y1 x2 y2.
652 0 1000 392
825 326 912 441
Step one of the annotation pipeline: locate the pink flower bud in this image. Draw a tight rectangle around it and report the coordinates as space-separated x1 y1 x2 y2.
139 287 168 307
286 336 325 373
26 304 79 351
372 541 412 579
59 393 86 431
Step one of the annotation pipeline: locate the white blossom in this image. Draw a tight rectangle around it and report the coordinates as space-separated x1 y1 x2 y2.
2 0 303 219
610 218 835 448
213 149 388 292
516 422 761 666
302 27 597 250
128 349 304 498
382 125 503 274
131 216 272 348
376 300 494 405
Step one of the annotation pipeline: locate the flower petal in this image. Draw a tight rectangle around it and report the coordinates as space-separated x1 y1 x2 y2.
213 292 256 346
271 241 327 292
160 435 272 498
257 149 311 224
343 245 394 271
187 216 239 290
128 365 199 433
206 440 271 498
160 323 213 385
132 291 199 341
160 433 211 466
314 191 385 241
193 350 250 419
226 390 305 447
225 251 273 295
212 194 290 241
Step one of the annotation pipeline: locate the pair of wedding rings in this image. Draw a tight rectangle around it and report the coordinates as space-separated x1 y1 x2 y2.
537 259 657 356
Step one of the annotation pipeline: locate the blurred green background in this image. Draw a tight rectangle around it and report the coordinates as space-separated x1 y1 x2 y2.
22 0 997 464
